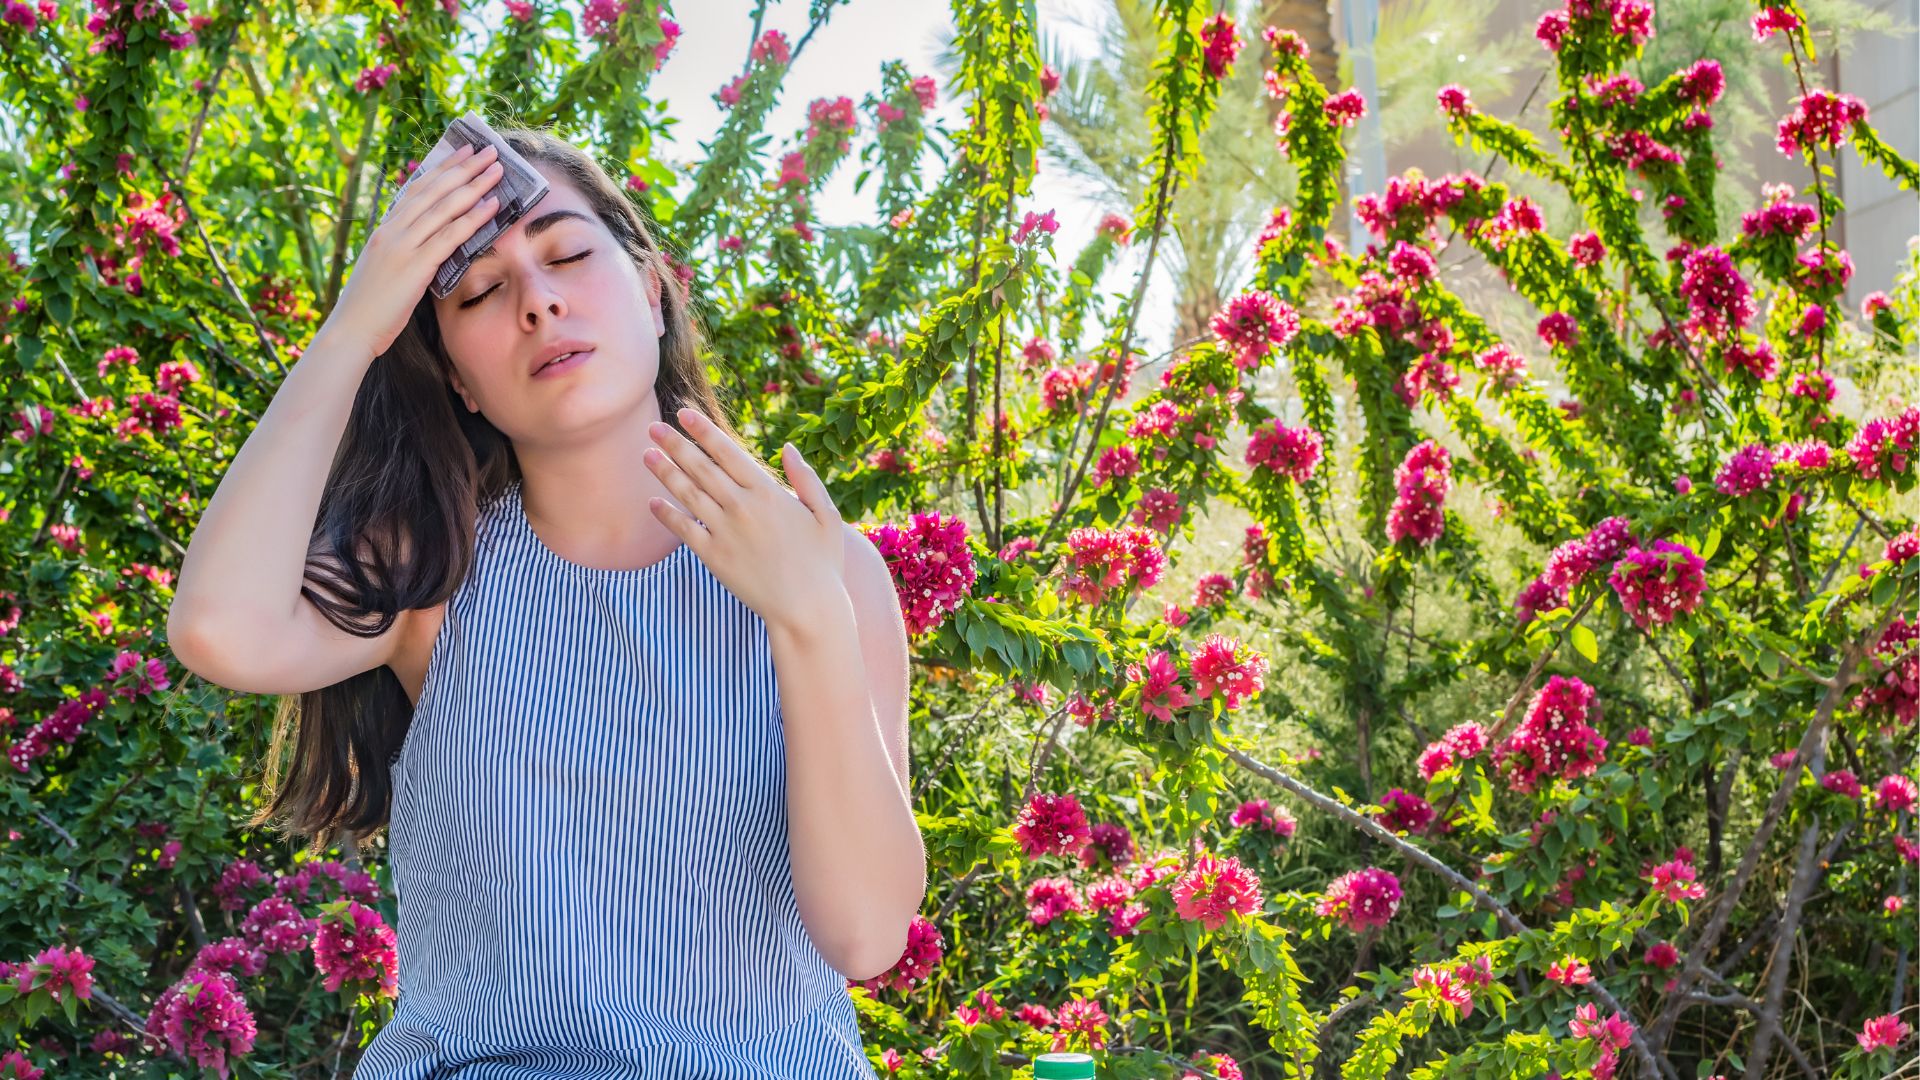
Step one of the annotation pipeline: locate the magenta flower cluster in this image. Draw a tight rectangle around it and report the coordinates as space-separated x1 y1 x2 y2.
1245 420 1323 483
1062 525 1167 606
1418 721 1490 780
1387 440 1452 546
1607 539 1707 629
1209 290 1300 370
1316 867 1403 931
860 513 978 635
1499 675 1609 793
1014 792 1094 859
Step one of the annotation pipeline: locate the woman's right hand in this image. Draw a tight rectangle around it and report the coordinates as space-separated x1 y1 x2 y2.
321 142 506 358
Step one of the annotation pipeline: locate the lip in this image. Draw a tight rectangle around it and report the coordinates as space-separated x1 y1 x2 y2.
530 340 597 377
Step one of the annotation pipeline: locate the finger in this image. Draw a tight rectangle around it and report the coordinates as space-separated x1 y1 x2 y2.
648 495 710 552
426 191 503 257
417 158 504 240
648 420 741 511
397 145 502 235
675 406 773 491
391 143 487 225
643 444 730 524
783 443 841 523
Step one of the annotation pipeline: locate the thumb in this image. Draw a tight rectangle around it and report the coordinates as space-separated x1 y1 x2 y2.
784 442 839 522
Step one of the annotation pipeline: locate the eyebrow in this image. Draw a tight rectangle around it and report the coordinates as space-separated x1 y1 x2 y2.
470 209 595 263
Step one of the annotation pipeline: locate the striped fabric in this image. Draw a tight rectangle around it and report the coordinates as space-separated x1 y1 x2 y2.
354 478 878 1079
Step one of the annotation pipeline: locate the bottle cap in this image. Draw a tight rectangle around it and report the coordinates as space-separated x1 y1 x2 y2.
1033 1051 1096 1079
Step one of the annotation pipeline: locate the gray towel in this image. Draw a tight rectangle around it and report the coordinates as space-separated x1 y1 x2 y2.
383 111 551 299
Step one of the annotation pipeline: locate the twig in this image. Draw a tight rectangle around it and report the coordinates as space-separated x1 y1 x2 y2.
1225 744 1675 1080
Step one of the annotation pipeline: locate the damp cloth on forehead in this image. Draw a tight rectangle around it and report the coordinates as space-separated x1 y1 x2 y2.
381 111 551 300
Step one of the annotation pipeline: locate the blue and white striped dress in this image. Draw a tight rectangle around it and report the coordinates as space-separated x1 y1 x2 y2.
354 478 879 1080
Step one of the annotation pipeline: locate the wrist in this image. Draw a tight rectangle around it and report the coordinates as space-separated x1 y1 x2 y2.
766 580 855 646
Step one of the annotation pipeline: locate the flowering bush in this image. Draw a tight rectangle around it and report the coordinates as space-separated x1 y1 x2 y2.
0 0 1913 1075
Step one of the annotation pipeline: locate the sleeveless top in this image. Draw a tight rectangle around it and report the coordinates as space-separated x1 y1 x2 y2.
353 478 879 1080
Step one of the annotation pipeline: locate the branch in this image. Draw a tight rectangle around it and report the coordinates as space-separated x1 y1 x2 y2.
1226 744 1676 1080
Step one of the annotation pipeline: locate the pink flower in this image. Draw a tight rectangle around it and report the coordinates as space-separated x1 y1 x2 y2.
1646 857 1706 903
1545 955 1593 985
1751 5 1801 38
858 915 943 992
751 28 790 65
1886 528 1920 564
1411 964 1476 1017
1608 539 1707 629
1875 775 1918 813
1083 821 1137 868
1014 792 1094 859
1679 59 1725 104
1245 420 1323 482
1570 1002 1636 1080
1024 876 1084 926
1644 941 1680 969
1419 722 1489 780
1537 311 1579 348
1714 443 1775 497
1181 1051 1245 1080
0 1051 42 1080
143 969 257 1080
1187 634 1269 711
1062 525 1166 605
1096 212 1133 243
1678 246 1753 336
1192 572 1235 610
240 897 315 955
1499 675 1608 793
1230 798 1298 838
1210 290 1300 370
1777 90 1869 156
1857 1014 1912 1053
1436 84 1473 116
12 944 94 1003
1379 788 1436 833
1013 209 1059 244
1171 852 1265 930
1131 487 1185 534
1387 440 1452 546
1130 650 1195 722
1324 89 1367 126
1199 13 1240 78
311 901 398 997
1049 995 1111 1052
1819 769 1862 799
1476 344 1529 391
1569 232 1606 267
910 74 938 109
1317 867 1402 931
859 513 978 635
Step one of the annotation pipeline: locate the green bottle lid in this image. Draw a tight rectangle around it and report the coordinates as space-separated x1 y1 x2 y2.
1032 1051 1096 1079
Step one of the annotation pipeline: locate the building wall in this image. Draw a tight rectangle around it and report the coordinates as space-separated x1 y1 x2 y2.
1836 0 1920 306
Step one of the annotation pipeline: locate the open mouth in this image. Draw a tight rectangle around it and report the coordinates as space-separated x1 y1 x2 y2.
535 348 594 376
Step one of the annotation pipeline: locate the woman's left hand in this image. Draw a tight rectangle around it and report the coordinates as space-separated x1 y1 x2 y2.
644 406 847 631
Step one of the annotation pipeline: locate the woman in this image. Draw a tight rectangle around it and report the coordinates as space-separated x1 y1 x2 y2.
166 120 923 1078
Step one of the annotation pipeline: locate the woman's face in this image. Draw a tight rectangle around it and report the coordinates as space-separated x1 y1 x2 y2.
430 162 666 443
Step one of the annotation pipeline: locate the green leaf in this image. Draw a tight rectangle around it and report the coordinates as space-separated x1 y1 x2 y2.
1569 623 1598 664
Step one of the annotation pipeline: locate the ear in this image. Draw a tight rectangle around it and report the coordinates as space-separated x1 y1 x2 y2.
448 368 478 412
641 257 666 340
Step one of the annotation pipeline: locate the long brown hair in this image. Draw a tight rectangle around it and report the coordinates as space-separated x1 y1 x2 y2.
250 122 753 856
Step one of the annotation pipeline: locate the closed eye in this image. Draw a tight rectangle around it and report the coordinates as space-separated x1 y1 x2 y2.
458 250 593 309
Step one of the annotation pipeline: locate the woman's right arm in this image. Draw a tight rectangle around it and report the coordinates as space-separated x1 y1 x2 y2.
167 139 507 694
165 327 412 695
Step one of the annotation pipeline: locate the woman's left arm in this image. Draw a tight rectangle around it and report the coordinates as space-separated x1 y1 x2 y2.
767 524 926 981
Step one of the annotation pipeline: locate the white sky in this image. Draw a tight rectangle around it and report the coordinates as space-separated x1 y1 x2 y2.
648 0 1172 351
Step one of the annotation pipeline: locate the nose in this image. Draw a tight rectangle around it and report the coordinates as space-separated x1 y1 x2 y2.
519 278 568 331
